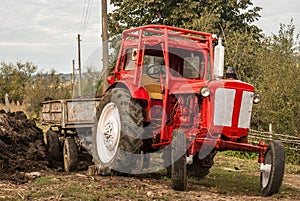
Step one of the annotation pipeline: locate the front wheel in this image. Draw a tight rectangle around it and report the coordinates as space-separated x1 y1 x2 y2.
171 129 187 191
260 140 285 196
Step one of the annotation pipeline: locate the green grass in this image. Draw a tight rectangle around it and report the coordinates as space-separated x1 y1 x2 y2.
219 151 300 174
188 154 300 199
32 176 59 186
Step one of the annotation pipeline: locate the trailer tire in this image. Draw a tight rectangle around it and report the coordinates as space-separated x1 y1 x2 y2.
46 130 60 162
92 88 143 175
171 129 187 191
63 137 78 172
260 140 285 196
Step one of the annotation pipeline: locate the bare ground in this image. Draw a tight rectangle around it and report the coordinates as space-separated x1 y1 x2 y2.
0 111 299 200
0 169 299 200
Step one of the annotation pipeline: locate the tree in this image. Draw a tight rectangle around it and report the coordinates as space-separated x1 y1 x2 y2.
108 0 261 37
0 61 37 104
251 20 300 134
78 66 103 97
25 69 71 118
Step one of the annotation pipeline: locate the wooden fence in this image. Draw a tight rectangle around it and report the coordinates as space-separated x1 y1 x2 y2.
249 129 300 152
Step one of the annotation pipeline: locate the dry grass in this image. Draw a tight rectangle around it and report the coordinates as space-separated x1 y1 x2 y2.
0 154 298 201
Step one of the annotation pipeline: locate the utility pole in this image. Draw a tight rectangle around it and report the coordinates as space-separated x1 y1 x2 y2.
77 34 82 97
71 59 75 88
101 0 109 89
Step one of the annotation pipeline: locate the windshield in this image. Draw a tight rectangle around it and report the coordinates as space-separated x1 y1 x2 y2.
123 45 209 80
168 48 205 79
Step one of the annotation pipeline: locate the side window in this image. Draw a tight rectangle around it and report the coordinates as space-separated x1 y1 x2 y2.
143 55 165 74
207 55 212 80
124 48 137 70
183 56 200 78
183 53 204 79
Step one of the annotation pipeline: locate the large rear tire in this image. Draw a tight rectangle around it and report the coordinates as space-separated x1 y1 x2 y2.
171 129 187 191
92 88 144 175
63 137 78 172
260 140 285 196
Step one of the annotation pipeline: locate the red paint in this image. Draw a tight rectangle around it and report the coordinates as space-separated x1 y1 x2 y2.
105 24 268 163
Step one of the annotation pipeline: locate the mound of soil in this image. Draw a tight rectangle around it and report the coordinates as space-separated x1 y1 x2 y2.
0 111 48 183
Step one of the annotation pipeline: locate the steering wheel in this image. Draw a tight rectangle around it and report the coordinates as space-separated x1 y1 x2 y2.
145 64 166 79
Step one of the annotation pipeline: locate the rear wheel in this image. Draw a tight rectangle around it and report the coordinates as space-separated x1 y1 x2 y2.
187 151 216 179
260 140 285 196
171 129 187 191
187 156 209 179
63 137 78 172
46 130 60 161
92 88 144 175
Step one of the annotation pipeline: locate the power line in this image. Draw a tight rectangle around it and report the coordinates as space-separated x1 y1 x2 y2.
80 0 94 40
79 0 88 34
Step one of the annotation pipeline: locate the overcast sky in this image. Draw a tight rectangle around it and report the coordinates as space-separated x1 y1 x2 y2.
0 0 299 73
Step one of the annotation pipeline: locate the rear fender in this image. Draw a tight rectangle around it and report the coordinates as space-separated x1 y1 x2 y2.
106 81 151 110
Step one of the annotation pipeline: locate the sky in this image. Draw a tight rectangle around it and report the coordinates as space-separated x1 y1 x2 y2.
0 0 299 74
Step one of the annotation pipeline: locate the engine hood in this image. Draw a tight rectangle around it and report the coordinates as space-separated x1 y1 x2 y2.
168 79 254 95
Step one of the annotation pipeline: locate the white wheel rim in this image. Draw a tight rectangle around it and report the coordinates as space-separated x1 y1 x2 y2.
261 152 272 188
96 102 121 164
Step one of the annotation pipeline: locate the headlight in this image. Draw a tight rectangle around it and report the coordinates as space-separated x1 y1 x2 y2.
200 87 210 97
253 93 261 104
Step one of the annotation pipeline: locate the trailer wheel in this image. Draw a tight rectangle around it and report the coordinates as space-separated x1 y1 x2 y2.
260 140 285 196
92 88 143 175
46 130 60 161
63 137 78 172
171 129 187 191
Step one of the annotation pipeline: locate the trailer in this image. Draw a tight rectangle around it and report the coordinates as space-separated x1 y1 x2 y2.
41 98 101 172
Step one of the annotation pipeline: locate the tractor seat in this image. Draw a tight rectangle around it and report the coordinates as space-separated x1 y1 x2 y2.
141 74 163 100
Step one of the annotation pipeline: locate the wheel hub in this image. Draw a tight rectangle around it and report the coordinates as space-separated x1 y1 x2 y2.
260 162 272 188
96 102 121 164
103 120 119 151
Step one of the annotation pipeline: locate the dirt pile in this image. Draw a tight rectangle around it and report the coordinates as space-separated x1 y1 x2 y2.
0 111 48 183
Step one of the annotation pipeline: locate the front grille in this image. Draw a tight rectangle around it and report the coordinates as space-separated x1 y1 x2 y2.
214 88 253 129
238 91 254 128
214 88 236 127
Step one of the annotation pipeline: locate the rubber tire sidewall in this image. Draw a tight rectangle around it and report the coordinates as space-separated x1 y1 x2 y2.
260 140 285 196
46 130 61 161
92 88 144 175
171 129 187 191
63 137 78 172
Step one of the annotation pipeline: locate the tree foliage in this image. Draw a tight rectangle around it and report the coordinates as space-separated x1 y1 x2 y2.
109 0 261 36
0 61 37 104
73 66 103 98
251 21 300 134
25 69 71 118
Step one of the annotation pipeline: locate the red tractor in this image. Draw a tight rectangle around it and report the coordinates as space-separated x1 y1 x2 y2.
92 25 285 196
